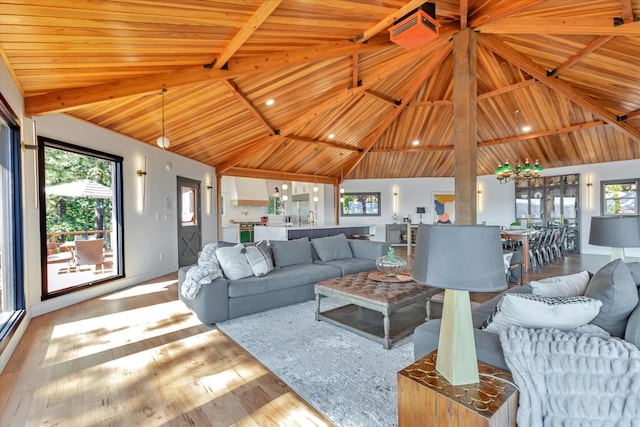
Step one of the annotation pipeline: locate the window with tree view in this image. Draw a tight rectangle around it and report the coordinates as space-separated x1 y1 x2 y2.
40 137 124 299
341 192 381 216
601 179 638 215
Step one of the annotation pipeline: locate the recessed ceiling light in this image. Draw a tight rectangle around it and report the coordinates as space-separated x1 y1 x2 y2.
266 99 275 106
521 125 532 133
328 134 335 139
412 139 420 146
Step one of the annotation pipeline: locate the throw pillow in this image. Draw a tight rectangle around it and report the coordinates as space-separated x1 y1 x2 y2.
270 237 313 267
481 293 602 334
243 241 274 277
215 244 254 280
530 270 591 297
584 258 639 337
311 234 354 262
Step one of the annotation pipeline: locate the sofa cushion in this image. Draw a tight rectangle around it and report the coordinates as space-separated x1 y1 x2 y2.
624 287 640 348
584 258 639 337
311 233 353 262
243 241 274 277
228 263 340 298
270 237 313 267
481 293 602 333
530 270 591 297
216 244 254 280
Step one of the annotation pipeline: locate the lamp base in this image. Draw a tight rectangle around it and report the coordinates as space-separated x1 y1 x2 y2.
436 289 479 386
611 247 625 262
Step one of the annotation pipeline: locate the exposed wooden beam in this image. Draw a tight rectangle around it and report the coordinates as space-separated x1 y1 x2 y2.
224 167 337 186
24 38 395 116
342 43 453 177
369 119 607 152
211 0 282 69
460 0 468 30
370 145 452 153
407 79 536 108
216 37 451 173
469 0 545 29
284 135 361 152
477 79 536 100
352 0 429 43
627 109 640 120
478 18 640 35
222 80 277 135
452 29 478 225
479 34 640 143
408 99 452 107
351 53 360 89
363 90 400 107
477 119 606 147
548 35 615 77
621 0 634 24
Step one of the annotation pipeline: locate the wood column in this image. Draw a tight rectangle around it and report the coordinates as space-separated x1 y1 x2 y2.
452 29 478 226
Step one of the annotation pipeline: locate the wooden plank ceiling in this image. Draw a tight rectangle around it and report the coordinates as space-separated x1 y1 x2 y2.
2 0 640 184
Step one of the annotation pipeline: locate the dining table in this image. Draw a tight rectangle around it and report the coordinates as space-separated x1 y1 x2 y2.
501 228 537 272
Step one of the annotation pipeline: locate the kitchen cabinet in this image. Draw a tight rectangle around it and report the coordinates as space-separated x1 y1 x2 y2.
386 223 416 246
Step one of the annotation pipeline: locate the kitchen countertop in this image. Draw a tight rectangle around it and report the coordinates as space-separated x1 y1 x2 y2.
261 224 374 230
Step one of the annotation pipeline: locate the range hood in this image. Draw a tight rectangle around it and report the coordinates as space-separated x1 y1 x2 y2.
230 177 270 207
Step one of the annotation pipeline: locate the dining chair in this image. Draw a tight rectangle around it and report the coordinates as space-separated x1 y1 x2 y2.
74 238 105 273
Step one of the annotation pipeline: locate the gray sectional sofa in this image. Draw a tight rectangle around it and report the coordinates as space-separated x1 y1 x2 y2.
413 259 640 371
178 234 390 325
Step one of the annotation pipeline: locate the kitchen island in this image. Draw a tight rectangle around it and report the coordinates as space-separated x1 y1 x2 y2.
254 224 375 241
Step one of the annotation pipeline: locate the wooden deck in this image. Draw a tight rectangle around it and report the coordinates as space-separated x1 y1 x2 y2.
0 251 633 426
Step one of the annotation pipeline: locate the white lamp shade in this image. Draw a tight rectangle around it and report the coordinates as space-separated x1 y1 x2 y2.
412 225 507 292
156 136 170 149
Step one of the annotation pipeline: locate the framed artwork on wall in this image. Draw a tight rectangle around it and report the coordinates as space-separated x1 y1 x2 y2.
432 192 455 224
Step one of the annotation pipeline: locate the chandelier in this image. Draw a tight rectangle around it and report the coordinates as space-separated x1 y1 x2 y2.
494 109 542 184
495 158 543 184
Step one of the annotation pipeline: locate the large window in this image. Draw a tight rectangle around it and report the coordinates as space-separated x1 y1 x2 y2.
601 179 638 215
341 192 381 216
39 137 124 299
0 94 25 354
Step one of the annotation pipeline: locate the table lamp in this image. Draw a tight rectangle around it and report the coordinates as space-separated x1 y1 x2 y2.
589 215 640 261
416 207 426 223
412 224 507 385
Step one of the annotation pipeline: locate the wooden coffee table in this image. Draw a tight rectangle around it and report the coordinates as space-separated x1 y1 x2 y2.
314 271 442 349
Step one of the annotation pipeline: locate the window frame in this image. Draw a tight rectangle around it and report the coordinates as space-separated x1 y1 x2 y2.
340 192 381 217
600 178 639 216
38 136 125 300
0 93 25 355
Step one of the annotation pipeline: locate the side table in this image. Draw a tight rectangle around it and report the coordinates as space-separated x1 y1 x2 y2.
397 350 518 426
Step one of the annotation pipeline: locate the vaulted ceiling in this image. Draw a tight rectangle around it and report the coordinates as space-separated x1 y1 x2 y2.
2 0 640 186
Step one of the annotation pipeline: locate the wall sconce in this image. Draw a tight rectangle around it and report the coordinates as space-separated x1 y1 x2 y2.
206 178 213 215
586 173 593 210
392 186 399 215
137 156 147 213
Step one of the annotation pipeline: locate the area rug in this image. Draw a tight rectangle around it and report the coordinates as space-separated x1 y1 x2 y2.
217 297 415 427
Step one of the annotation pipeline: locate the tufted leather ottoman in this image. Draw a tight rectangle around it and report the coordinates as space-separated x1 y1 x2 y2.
315 271 442 349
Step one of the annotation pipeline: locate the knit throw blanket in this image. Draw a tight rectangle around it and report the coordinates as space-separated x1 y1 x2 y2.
500 326 640 427
180 243 223 300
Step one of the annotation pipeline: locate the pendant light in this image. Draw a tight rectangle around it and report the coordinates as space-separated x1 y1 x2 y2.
156 88 170 150
339 163 345 203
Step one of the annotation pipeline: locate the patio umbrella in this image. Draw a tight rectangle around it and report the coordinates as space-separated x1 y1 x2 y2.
45 179 112 199
46 179 112 237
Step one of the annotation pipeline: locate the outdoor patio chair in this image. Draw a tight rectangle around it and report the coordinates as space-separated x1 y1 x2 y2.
74 238 105 273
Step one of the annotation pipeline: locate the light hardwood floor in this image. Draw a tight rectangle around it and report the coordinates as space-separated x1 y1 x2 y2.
0 249 629 426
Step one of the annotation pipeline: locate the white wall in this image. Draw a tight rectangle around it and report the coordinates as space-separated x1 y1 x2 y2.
0 56 217 372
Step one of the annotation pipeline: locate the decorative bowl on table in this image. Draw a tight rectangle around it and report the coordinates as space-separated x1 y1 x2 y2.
375 248 407 277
